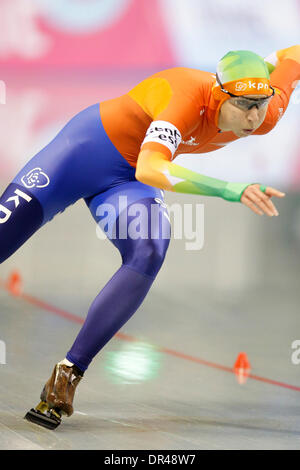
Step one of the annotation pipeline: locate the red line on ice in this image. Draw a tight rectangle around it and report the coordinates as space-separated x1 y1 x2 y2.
2 281 300 393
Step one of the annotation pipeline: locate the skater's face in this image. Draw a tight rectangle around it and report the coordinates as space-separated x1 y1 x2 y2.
218 94 269 138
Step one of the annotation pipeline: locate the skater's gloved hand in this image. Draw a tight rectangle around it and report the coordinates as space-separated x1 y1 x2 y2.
240 184 285 216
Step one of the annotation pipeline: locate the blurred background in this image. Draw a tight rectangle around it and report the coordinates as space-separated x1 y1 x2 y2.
0 0 300 416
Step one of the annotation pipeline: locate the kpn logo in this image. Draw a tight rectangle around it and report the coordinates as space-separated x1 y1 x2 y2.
235 82 248 92
235 81 269 92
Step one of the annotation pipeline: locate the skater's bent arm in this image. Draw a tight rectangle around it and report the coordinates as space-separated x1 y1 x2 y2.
136 121 258 202
136 149 285 216
136 148 254 202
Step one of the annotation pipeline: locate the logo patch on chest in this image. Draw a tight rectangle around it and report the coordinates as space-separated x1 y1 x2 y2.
181 136 198 146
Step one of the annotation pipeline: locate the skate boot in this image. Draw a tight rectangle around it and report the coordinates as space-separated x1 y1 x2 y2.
24 362 83 430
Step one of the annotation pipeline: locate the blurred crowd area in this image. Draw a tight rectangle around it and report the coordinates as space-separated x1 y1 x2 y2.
0 0 299 299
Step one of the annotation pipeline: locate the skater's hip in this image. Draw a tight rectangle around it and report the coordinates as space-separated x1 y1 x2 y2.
11 103 137 224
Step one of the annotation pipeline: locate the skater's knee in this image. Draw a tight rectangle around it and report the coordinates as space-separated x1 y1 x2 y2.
141 237 170 276
122 236 170 278
110 196 171 277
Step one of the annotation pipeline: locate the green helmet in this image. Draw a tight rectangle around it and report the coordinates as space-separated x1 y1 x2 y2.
217 50 270 85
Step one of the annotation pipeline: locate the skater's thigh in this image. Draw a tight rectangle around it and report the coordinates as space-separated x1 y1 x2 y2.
0 104 103 263
11 103 136 225
86 180 168 237
0 104 138 264
11 104 99 224
0 115 84 262
85 181 171 276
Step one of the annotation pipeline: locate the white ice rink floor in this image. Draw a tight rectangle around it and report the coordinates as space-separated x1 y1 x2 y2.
0 278 300 450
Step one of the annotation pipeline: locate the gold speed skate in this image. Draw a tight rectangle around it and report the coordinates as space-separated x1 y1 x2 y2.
24 363 83 430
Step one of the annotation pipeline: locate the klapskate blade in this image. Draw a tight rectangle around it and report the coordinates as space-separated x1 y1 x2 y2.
24 408 61 430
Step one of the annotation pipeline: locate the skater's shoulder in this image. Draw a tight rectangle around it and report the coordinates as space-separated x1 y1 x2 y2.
143 66 215 83
128 67 214 104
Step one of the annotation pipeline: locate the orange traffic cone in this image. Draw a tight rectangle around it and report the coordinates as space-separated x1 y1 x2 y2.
234 352 251 385
6 270 22 296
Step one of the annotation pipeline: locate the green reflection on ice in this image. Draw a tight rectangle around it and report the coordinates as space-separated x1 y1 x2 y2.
104 341 162 384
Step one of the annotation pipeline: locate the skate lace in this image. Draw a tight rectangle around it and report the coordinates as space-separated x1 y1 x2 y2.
55 365 81 388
